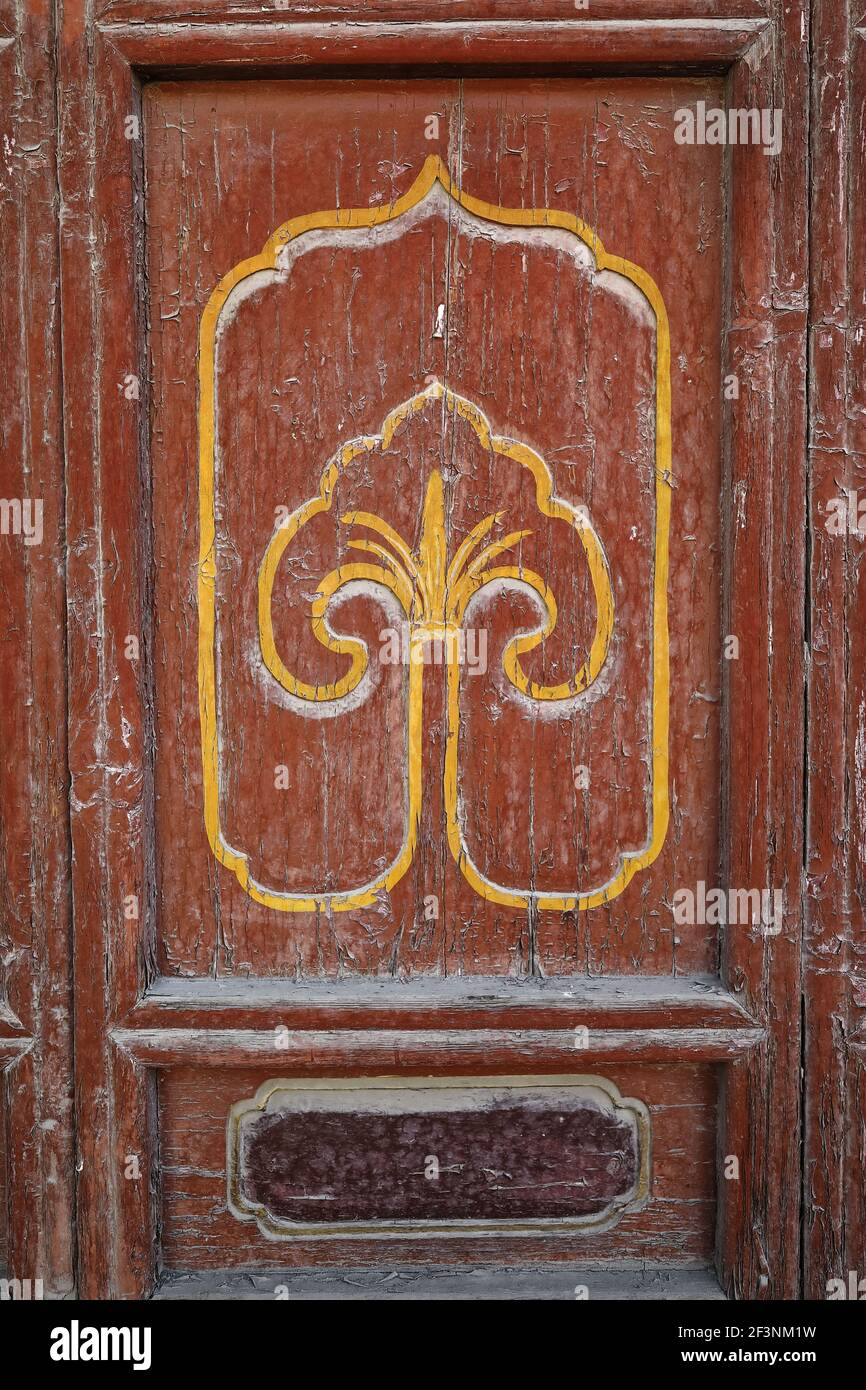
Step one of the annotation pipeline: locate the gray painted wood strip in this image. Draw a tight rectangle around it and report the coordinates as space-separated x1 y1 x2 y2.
154 1264 725 1301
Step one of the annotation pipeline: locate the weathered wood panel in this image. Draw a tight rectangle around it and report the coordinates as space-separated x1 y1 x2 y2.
143 75 723 982
160 1063 713 1268
230 1076 646 1228
100 0 770 21
57 11 157 1299
128 973 757 1032
0 0 74 1297
803 0 866 1301
714 0 808 1301
102 15 772 71
154 1263 726 1300
0 1092 6 1270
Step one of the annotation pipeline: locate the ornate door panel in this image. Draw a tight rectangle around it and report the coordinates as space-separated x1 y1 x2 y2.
150 79 697 978
58 2 808 1299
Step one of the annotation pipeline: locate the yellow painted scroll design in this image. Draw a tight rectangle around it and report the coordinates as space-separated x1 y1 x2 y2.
258 382 613 703
255 382 613 911
198 155 671 914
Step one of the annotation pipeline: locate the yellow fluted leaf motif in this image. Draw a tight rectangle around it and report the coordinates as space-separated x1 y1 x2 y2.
258 386 614 706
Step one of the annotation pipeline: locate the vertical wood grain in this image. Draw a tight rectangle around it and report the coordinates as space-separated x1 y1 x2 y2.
716 0 809 1300
803 0 866 1302
0 0 74 1296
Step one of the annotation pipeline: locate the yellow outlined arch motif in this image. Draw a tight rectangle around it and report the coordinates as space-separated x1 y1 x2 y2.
198 154 672 914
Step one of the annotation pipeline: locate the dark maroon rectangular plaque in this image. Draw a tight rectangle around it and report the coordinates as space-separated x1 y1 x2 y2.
227 1075 650 1238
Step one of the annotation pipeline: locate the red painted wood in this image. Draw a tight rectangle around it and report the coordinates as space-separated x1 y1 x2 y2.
99 0 770 21
715 0 809 1301
0 0 74 1297
105 19 769 69
141 75 723 981
803 0 866 1302
49 0 813 1299
161 1062 713 1269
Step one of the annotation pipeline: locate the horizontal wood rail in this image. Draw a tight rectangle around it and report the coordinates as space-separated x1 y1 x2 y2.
112 1024 764 1068
128 973 760 1032
100 18 772 71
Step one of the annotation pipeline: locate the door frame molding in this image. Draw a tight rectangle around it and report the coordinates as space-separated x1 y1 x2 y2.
803 0 866 1301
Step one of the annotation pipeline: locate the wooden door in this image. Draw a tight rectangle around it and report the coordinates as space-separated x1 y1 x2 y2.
53 0 813 1300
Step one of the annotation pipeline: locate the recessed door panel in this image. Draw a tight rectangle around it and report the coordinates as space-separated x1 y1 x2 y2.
145 77 722 982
